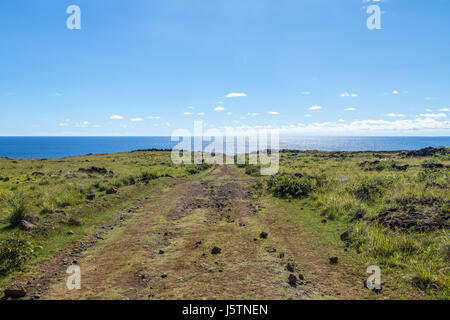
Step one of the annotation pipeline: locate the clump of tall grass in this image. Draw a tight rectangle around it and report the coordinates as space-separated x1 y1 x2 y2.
348 223 449 292
318 194 355 220
140 171 159 181
3 192 28 227
55 185 88 208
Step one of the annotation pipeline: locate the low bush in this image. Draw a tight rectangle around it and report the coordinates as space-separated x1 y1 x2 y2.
140 171 159 182
349 177 389 203
244 165 261 177
0 234 35 275
186 162 213 175
267 174 315 199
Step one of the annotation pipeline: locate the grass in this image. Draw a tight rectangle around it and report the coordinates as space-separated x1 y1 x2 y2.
0 147 448 299
0 150 211 285
240 148 449 299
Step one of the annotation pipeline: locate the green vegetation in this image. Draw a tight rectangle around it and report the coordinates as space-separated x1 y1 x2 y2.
0 147 448 299
0 151 211 279
0 233 35 276
241 147 450 298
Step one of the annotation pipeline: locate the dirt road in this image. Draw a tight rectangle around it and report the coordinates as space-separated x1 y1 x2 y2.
24 165 381 300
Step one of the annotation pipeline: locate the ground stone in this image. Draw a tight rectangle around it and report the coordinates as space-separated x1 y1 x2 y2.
4 285 26 299
19 220 36 231
288 274 298 287
329 256 339 265
259 232 268 239
211 246 222 255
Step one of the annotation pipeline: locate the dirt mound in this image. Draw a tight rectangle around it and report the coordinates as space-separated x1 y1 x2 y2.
372 206 450 232
217 183 252 200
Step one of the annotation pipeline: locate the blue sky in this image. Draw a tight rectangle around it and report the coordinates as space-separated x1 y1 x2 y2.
0 0 449 136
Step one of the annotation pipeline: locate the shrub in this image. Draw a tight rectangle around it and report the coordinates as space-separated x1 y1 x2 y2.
186 162 213 175
349 177 388 203
251 180 264 197
0 234 34 275
267 174 315 199
140 171 159 182
186 166 200 175
244 165 261 177
417 167 449 188
6 193 28 227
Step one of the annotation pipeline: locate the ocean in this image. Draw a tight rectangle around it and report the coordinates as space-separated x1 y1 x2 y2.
0 136 448 159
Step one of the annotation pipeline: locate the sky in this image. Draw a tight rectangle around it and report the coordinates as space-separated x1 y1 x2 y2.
0 0 449 136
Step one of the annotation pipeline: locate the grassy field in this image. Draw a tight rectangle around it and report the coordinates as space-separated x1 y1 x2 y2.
0 148 448 299
243 147 449 298
0 152 210 284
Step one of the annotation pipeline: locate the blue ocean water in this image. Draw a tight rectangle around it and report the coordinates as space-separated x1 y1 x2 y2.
0 136 448 159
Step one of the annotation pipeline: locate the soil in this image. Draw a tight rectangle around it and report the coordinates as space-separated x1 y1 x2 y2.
373 197 449 231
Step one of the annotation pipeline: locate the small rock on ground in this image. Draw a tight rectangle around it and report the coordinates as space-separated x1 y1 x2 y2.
329 256 339 265
211 246 222 255
259 232 268 239
4 285 26 299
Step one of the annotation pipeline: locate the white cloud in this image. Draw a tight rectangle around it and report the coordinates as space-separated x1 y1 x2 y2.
340 92 358 97
82 121 89 125
198 112 205 116
439 108 450 112
131 118 144 122
301 91 311 95
419 113 447 119
183 112 193 115
345 107 356 111
226 92 247 98
148 116 161 120
223 118 449 135
426 108 433 112
305 114 312 118
248 113 259 116
110 115 124 120
188 106 194 109
338 119 345 122
387 113 405 117
214 106 225 112
392 90 399 95
268 112 280 115
309 105 322 110
53 92 62 97
59 122 69 127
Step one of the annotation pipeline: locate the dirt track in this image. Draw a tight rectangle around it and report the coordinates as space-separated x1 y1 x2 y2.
21 165 383 300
